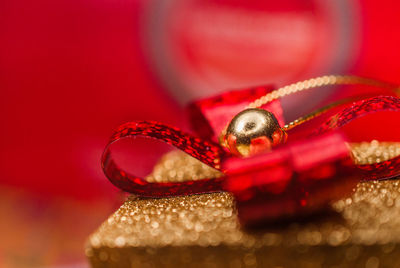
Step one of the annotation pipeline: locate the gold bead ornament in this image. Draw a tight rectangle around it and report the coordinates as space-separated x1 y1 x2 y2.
224 108 287 157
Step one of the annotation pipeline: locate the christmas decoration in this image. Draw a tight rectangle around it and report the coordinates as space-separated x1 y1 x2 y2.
102 75 400 225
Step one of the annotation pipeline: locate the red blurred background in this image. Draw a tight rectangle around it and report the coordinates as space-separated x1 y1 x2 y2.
1 0 400 267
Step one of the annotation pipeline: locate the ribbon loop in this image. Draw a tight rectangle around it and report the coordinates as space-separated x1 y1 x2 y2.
102 121 226 197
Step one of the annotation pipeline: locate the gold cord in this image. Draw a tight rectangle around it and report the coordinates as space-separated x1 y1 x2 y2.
247 75 398 109
220 75 399 145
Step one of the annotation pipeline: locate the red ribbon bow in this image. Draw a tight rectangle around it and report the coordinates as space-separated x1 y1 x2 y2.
102 86 400 225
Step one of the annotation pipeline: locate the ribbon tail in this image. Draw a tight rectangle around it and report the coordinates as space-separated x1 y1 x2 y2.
313 95 400 180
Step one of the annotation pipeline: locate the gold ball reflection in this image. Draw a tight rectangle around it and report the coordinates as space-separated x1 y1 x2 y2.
224 108 287 157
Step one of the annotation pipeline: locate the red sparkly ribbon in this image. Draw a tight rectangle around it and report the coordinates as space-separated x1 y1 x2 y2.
102 121 226 196
102 87 400 224
314 95 400 180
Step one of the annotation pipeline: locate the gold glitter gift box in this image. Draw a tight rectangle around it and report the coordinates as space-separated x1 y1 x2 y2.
87 142 400 268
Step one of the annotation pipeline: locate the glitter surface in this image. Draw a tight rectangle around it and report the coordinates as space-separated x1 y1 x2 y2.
88 142 400 268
